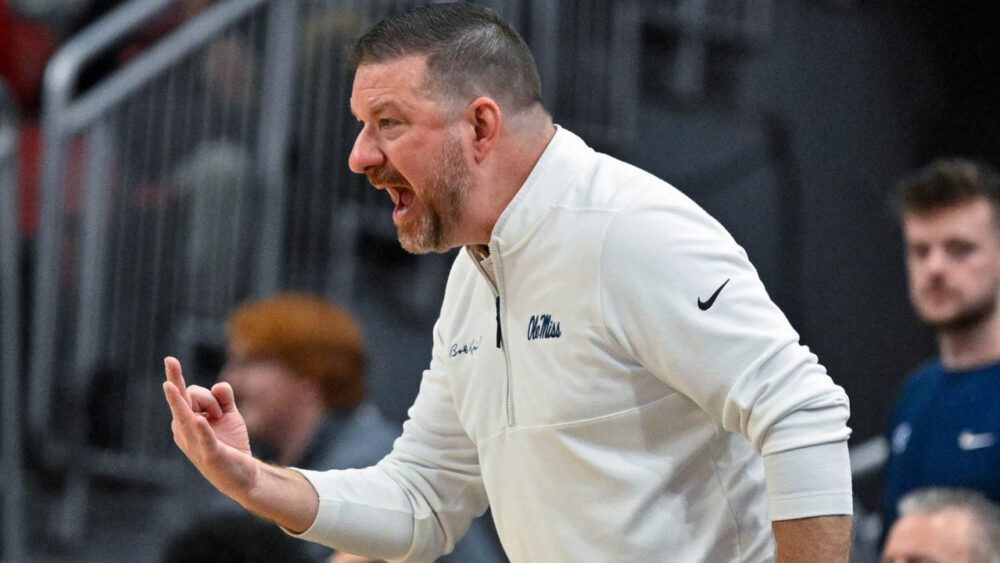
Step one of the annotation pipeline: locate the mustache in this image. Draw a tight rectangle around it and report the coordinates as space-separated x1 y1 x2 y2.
924 276 949 291
366 166 410 187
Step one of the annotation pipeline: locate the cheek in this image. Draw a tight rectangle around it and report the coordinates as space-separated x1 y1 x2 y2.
400 159 433 189
219 371 245 394
905 262 926 285
225 367 275 398
967 257 1000 281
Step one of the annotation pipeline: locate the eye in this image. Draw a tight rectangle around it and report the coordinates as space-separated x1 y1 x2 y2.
907 244 929 259
379 118 402 129
945 240 976 258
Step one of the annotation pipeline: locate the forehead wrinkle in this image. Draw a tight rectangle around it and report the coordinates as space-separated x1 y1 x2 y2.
351 56 450 120
351 90 398 118
350 86 427 121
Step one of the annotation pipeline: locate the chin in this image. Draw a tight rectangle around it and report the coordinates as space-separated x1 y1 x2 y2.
398 239 431 255
914 301 955 322
242 414 262 435
919 310 957 327
397 231 449 254
923 308 993 332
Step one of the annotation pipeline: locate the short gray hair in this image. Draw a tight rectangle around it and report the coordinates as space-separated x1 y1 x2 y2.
898 487 1000 563
348 2 544 115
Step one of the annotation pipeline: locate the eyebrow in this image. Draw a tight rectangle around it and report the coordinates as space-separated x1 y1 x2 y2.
352 100 405 121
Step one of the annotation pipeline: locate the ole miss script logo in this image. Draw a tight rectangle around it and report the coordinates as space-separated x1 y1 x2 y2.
527 314 561 340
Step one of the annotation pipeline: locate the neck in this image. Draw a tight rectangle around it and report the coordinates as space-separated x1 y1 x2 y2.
938 312 1000 370
273 402 327 466
465 114 556 245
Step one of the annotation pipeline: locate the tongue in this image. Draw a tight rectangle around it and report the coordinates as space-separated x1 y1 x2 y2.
398 188 415 210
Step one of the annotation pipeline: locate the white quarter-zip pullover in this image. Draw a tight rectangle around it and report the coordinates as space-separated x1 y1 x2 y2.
292 127 852 562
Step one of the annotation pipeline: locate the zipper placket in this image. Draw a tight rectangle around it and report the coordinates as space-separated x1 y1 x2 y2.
495 296 503 348
489 242 515 427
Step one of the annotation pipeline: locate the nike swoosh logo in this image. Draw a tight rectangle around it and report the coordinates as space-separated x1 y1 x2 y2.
698 279 730 311
958 430 995 451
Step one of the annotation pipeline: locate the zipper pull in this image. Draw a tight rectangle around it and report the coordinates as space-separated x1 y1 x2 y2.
495 295 503 348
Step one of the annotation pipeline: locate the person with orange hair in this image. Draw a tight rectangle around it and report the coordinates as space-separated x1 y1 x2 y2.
221 292 377 469
214 292 504 563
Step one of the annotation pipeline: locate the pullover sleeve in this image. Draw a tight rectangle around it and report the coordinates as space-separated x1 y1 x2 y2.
600 195 853 520
289 320 489 562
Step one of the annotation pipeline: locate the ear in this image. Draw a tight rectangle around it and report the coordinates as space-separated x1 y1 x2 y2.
465 96 502 163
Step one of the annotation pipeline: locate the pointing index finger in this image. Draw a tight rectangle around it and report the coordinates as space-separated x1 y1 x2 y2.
164 356 190 408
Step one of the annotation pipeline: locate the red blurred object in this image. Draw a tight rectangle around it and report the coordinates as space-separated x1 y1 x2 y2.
1 0 58 235
0 1 58 115
16 123 39 234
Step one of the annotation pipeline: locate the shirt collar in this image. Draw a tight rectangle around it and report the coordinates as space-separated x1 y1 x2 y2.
479 125 592 255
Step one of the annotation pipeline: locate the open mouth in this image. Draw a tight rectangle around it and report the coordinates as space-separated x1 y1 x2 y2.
367 167 415 224
389 186 416 223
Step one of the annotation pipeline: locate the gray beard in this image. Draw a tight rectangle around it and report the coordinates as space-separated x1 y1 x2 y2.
397 135 470 254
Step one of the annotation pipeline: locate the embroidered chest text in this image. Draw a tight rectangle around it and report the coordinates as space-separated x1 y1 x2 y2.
527 314 562 340
450 336 483 357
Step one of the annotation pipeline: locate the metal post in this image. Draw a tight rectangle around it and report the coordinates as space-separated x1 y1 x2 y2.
531 0 560 112
611 1 641 148
0 78 26 563
53 122 115 546
253 0 300 297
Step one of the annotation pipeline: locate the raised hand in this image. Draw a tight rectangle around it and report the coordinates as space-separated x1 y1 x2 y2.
162 356 259 501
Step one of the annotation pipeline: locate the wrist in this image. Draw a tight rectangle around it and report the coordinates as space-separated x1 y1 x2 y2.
239 462 319 533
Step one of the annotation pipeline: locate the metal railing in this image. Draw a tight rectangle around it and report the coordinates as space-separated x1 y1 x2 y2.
25 0 526 549
0 78 26 562
30 0 293 545
644 0 773 101
536 0 642 150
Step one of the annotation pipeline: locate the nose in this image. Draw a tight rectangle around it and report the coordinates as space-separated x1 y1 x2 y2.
924 246 949 274
348 127 385 174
